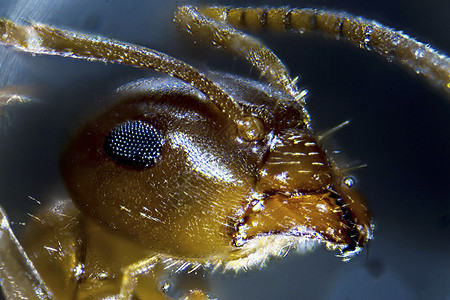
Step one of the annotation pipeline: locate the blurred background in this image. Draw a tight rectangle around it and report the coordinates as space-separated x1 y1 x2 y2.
0 0 448 299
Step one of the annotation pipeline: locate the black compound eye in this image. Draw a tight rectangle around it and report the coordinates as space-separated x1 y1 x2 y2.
104 120 163 168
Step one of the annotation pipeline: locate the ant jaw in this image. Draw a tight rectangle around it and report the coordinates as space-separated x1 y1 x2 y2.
232 191 373 261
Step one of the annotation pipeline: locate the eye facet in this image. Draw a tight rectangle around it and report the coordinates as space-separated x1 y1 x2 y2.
104 120 163 169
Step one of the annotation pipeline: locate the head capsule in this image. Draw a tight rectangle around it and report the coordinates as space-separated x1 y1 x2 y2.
61 73 372 263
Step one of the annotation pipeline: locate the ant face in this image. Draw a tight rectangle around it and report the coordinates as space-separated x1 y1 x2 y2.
0 1 448 299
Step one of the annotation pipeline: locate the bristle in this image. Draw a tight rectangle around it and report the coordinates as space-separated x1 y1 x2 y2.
318 120 350 141
341 163 368 173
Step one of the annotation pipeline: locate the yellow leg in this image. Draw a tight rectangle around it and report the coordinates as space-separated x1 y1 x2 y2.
118 255 212 300
118 254 161 299
0 206 54 299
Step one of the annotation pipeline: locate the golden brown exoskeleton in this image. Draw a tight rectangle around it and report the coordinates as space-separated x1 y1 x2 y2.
0 5 448 300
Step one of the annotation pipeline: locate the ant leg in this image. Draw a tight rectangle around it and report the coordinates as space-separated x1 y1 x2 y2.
0 206 54 299
196 6 450 98
118 255 161 299
118 255 211 300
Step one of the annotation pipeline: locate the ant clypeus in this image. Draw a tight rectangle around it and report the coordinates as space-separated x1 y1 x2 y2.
0 4 448 300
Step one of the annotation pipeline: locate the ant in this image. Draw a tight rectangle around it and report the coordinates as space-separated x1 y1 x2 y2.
0 5 448 300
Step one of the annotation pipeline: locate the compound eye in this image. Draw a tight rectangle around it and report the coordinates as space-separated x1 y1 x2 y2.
104 120 163 168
